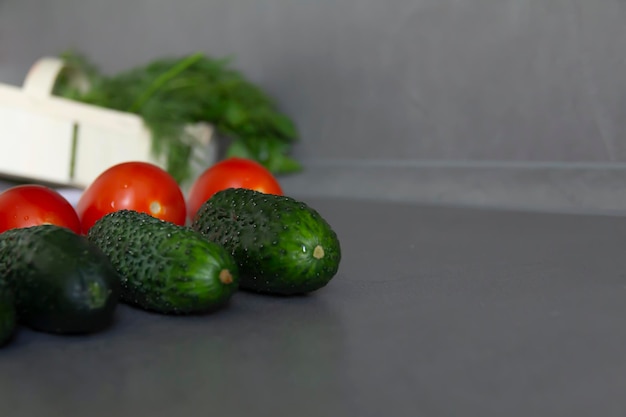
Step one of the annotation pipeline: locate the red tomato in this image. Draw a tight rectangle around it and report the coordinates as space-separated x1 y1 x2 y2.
76 161 186 234
0 184 81 233
187 157 283 220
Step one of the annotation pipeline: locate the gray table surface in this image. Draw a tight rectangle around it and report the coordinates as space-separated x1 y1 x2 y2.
1 196 626 417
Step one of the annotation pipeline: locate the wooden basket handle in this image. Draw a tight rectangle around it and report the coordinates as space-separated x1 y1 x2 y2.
22 57 89 98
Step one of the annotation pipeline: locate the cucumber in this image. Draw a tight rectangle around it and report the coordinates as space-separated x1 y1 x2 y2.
0 278 16 346
191 188 341 295
0 225 120 334
87 210 239 314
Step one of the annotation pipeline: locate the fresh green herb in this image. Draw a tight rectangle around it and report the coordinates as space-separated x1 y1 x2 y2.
52 51 301 184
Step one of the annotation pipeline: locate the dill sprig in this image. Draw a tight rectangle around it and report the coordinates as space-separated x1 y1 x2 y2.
52 51 301 184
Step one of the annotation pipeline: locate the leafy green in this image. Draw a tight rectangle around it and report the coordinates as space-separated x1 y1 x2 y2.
52 51 301 184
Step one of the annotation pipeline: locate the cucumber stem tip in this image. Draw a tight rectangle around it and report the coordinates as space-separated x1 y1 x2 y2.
313 245 325 260
219 269 234 284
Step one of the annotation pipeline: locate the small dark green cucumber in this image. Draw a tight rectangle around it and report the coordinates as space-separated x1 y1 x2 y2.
87 210 239 314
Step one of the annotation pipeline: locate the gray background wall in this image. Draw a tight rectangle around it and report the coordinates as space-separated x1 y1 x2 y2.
2 0 626 214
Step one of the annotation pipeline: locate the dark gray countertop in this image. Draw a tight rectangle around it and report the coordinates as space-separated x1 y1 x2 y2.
1 197 626 417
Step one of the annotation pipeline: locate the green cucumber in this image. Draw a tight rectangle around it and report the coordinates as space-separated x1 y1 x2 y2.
191 188 341 295
0 278 16 346
0 225 120 334
87 210 239 314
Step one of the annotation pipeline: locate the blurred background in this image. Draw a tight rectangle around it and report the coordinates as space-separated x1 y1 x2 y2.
2 0 626 214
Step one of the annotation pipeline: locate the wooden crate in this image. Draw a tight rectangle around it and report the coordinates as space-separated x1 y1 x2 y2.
0 57 216 190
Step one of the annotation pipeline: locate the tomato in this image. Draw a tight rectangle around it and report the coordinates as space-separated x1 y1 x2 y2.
0 184 81 233
76 161 186 234
187 157 283 220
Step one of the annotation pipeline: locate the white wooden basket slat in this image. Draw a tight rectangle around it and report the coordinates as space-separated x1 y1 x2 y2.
0 57 216 190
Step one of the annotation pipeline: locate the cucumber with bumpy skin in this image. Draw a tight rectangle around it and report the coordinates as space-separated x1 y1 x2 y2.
191 188 341 295
0 225 120 334
87 210 239 314
0 278 16 346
